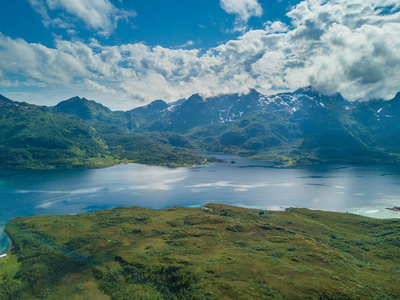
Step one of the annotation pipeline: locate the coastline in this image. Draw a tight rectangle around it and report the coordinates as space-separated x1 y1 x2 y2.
0 228 12 256
2 150 400 171
0 153 400 254
5 230 12 254
0 156 212 171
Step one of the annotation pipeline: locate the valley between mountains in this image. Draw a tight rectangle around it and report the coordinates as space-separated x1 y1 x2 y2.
2 86 400 169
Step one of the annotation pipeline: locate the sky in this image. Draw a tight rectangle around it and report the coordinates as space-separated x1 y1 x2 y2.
0 0 400 110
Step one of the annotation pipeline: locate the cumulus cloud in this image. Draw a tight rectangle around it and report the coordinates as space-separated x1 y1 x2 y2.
220 0 263 22
28 0 135 36
0 34 105 84
83 79 118 94
3 0 400 107
284 0 400 100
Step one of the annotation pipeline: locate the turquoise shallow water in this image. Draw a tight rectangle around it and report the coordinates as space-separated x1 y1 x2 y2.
1 155 400 253
0 225 10 254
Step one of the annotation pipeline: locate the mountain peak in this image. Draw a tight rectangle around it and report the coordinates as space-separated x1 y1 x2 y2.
145 99 169 111
67 96 84 102
53 96 112 120
66 96 93 103
128 99 169 117
58 96 108 108
186 94 205 104
246 88 263 99
391 92 400 102
294 86 316 95
139 100 169 112
293 86 346 102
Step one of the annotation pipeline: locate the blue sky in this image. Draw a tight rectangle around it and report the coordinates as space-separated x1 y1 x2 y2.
0 0 400 109
0 1 297 49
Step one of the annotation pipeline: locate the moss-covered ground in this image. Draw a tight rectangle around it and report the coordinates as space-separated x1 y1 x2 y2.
1 204 400 299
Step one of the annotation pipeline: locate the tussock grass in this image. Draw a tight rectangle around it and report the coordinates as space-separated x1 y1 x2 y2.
1 204 400 299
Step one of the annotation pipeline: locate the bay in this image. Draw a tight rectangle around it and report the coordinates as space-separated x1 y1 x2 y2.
2 154 400 253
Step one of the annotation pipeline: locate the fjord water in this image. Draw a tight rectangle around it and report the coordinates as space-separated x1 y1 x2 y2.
1 155 400 252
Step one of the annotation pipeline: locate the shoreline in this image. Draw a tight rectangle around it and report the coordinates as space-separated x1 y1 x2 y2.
5 229 13 254
0 156 212 171
2 150 400 171
0 229 12 256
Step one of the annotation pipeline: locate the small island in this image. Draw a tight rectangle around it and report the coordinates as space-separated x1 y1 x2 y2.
386 207 400 212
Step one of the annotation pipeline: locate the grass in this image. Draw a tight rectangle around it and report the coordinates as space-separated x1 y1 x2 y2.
0 253 21 278
1 204 400 299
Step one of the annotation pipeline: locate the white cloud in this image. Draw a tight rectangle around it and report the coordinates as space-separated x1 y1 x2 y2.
83 79 118 94
283 0 400 100
176 40 195 49
0 33 121 91
28 0 136 36
220 0 263 22
3 0 400 108
264 21 289 34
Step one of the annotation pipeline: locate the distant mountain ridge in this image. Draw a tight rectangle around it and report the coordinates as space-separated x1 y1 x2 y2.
139 87 354 133
3 86 400 167
0 95 204 169
48 87 356 132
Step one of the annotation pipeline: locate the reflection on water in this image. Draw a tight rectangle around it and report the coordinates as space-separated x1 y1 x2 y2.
1 155 400 252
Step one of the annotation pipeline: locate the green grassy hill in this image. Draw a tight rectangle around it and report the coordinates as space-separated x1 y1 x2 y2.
2 204 400 299
0 97 110 168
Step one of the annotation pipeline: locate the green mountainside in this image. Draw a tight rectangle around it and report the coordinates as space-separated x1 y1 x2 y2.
50 88 400 166
53 97 129 131
52 97 169 133
3 87 400 168
0 96 108 168
2 204 400 299
0 96 203 169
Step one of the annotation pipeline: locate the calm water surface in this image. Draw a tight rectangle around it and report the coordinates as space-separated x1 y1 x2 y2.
2 155 400 253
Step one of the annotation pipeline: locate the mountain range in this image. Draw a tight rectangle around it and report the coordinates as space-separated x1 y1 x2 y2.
0 94 202 168
2 87 400 168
